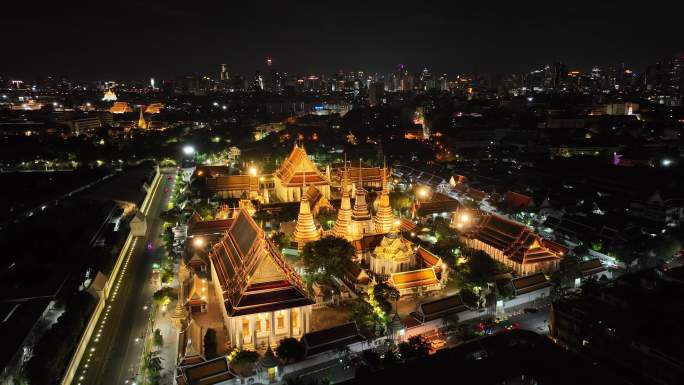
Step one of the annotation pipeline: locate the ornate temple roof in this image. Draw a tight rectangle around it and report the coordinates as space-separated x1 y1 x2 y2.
468 214 562 266
373 233 413 262
411 293 468 323
274 144 329 186
388 268 439 291
209 209 314 316
510 272 551 295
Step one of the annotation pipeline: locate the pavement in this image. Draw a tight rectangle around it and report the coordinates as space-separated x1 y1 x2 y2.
71 169 176 385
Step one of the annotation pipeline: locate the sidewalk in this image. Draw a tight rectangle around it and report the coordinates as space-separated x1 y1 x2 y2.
154 299 180 384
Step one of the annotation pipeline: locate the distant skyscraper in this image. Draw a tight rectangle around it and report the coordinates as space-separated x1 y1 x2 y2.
220 64 229 81
368 82 385 106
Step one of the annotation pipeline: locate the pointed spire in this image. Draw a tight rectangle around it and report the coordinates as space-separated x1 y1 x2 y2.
334 161 353 239
293 172 320 249
374 157 395 234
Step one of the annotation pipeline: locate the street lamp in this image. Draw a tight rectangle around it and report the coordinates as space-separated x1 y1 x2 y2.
249 166 258 177
193 237 205 248
183 145 195 156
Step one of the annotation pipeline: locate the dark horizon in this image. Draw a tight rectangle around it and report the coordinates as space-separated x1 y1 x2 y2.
3 0 683 81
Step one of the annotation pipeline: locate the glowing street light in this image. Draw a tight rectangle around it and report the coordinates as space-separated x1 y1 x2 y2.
193 237 205 248
183 145 195 156
661 159 673 167
459 213 470 223
248 166 258 176
418 188 429 199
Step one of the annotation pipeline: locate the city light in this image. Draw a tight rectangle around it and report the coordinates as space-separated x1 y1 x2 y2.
661 159 672 167
249 166 258 176
183 145 195 155
193 237 205 248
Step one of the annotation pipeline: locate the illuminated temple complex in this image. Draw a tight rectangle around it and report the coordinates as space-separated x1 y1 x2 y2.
464 213 567 275
273 144 330 203
209 209 314 349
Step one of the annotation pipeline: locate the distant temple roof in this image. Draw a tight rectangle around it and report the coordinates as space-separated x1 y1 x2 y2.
302 322 365 357
177 356 234 385
576 259 606 277
209 209 314 316
510 272 551 295
274 144 329 186
467 214 562 266
411 294 468 323
187 212 234 239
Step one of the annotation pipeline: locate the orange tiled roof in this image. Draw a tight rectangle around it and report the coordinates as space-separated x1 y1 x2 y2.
416 247 440 267
274 145 329 186
389 268 439 290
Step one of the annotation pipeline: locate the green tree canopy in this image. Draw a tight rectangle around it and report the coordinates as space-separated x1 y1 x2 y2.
301 236 355 278
398 336 430 360
276 337 305 363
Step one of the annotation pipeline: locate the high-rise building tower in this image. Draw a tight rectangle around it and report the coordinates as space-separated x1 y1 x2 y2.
220 64 229 81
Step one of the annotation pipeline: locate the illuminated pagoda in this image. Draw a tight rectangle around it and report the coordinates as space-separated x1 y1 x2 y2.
102 88 117 101
292 178 322 250
349 160 373 240
273 143 330 203
333 166 353 239
373 164 395 234
209 209 314 349
369 227 414 276
137 106 148 129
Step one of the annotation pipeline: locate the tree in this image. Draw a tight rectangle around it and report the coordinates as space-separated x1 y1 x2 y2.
373 282 400 315
272 231 291 251
153 287 174 306
382 347 401 367
231 350 260 377
398 336 430 360
301 236 355 279
204 328 218 359
154 328 164 347
462 251 499 286
460 287 479 308
360 350 381 370
276 337 305 363
442 312 460 332
144 350 164 385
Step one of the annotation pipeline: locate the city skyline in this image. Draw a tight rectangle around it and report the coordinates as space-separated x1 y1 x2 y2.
3 0 683 80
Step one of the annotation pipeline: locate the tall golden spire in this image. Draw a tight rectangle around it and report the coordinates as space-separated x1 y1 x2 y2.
333 156 353 239
293 173 321 250
374 158 395 234
137 106 147 129
350 159 372 240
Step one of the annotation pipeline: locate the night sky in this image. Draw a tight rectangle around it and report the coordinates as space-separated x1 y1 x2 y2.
3 0 682 80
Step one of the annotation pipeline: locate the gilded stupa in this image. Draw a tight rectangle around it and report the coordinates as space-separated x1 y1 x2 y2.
349 160 373 240
333 163 353 239
292 176 321 250
373 163 394 234
137 106 148 129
